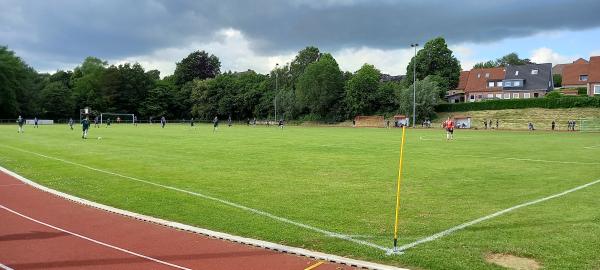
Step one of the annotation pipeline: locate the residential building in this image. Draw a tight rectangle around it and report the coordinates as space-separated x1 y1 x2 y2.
446 71 469 103
458 63 553 102
588 56 600 96
562 58 590 88
502 63 553 99
463 67 505 102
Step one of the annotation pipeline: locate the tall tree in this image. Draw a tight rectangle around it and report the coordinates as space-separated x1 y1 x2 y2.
72 57 107 111
295 53 344 119
0 46 38 118
404 37 461 92
344 64 381 117
473 52 533 68
398 76 443 122
40 81 74 119
173 50 221 85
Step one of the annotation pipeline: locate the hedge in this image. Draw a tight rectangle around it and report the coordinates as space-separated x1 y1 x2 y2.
436 96 600 112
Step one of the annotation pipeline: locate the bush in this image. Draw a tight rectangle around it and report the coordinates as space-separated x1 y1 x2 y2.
435 96 600 112
577 87 588 95
545 91 562 99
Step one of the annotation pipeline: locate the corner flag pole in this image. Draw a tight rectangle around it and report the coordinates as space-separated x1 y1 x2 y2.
393 126 407 250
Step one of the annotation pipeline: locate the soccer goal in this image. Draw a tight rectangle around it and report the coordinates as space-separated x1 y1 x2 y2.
100 113 136 124
580 118 600 132
354 115 385 127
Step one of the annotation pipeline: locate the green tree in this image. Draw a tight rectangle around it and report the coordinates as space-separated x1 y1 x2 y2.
173 50 220 85
398 76 443 122
0 46 38 118
140 80 174 118
553 74 562 87
40 81 74 119
404 37 461 94
295 53 345 119
344 64 381 117
72 57 107 111
474 52 533 68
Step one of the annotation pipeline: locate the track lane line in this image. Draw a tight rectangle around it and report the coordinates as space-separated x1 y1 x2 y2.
305 261 325 270
0 204 192 270
0 263 14 270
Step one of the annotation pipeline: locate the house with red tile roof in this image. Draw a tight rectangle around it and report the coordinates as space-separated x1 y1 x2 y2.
562 58 590 88
588 56 600 96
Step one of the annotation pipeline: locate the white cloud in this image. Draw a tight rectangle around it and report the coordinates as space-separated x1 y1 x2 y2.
530 47 575 64
333 47 413 75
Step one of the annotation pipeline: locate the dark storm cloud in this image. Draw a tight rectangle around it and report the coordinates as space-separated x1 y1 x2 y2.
2 0 600 71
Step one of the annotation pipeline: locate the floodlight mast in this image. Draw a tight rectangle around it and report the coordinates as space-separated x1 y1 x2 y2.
410 43 419 128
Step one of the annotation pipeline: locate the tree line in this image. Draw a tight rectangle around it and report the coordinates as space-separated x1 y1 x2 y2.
0 37 462 122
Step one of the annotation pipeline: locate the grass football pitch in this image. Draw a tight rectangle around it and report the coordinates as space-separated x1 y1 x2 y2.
1 123 599 269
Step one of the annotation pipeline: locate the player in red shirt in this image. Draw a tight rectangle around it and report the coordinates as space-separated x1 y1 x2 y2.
443 117 455 140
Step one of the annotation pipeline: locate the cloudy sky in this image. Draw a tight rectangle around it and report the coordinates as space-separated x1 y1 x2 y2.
2 0 600 76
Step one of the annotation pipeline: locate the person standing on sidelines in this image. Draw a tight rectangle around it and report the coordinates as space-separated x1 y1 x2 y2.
17 115 25 133
228 115 232 127
34 117 39 128
81 116 90 139
160 116 166 128
443 117 455 140
94 116 99 128
213 116 219 132
133 115 137 126
68 118 74 130
190 117 195 127
278 119 284 129
551 120 556 131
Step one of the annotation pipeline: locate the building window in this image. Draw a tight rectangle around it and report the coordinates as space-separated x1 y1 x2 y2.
531 69 539 75
534 93 539 98
513 93 519 98
594 85 600 95
496 94 502 99
485 73 490 78
470 95 475 100
503 93 510 99
580 75 588 81
488 81 494 87
524 93 531 98
477 73 481 78
515 71 519 76
477 95 483 99
504 81 512 87
514 81 521 86
497 81 503 87
487 93 493 98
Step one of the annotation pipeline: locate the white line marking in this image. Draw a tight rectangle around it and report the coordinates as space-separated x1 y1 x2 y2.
0 204 191 270
0 145 391 253
0 263 14 270
583 144 600 149
0 167 407 270
394 178 600 253
454 154 600 165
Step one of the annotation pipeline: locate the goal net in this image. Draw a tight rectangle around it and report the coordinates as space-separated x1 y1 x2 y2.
100 113 136 124
354 115 384 128
580 118 600 132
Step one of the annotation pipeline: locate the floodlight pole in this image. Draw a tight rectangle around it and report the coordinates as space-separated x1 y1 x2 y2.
411 43 418 128
275 63 279 123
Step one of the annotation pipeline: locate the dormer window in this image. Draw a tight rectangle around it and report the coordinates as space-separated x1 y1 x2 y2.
515 71 519 76
531 69 539 75
477 73 481 78
580 75 588 81
485 73 490 78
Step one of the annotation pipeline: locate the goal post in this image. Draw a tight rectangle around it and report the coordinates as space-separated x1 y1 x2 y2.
580 118 600 132
100 113 136 124
354 115 385 128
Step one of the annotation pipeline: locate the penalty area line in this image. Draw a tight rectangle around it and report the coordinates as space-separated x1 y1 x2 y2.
0 204 191 270
0 145 392 253
394 178 600 253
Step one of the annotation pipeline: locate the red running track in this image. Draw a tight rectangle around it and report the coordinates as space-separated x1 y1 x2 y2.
0 171 352 270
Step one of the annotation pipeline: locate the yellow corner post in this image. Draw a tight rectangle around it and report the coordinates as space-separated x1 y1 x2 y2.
393 126 407 249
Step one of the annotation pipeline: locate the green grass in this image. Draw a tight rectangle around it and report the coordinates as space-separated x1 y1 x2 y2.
1 123 599 269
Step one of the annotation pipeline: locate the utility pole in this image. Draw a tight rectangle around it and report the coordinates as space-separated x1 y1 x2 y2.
410 43 419 128
275 63 279 123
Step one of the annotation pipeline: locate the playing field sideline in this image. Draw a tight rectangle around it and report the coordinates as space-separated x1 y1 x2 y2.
1 124 599 269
